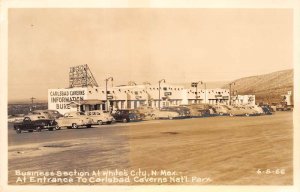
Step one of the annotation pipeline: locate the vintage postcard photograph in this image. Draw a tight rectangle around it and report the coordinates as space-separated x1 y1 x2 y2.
1 1 299 192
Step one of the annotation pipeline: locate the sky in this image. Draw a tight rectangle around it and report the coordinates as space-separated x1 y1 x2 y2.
8 9 293 102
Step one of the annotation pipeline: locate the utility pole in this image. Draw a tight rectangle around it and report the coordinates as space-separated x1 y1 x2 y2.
158 79 166 109
30 97 36 104
229 82 235 105
30 97 36 112
201 81 207 104
105 77 113 111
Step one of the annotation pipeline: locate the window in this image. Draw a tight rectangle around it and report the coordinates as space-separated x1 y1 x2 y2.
163 87 167 91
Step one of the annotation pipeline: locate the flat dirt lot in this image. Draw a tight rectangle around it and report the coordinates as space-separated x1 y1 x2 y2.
8 112 293 185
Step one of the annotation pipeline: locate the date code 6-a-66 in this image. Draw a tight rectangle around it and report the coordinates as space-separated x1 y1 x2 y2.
256 169 286 175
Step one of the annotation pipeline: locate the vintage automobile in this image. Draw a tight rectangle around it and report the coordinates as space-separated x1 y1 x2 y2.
150 109 180 120
247 105 264 115
87 110 115 125
226 106 259 116
112 109 142 123
56 111 94 129
161 106 191 118
181 104 212 118
261 105 273 115
13 115 57 133
211 105 229 116
30 110 63 119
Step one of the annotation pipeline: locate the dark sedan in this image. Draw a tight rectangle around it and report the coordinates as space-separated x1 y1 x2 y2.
112 109 143 123
13 115 57 133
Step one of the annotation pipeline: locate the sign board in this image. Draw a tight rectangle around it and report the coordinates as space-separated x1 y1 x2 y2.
164 92 172 96
107 96 113 100
48 88 87 115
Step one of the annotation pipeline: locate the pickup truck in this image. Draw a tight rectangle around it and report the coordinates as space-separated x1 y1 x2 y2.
13 115 57 134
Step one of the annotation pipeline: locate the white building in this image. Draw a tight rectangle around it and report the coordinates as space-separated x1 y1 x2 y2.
48 84 233 114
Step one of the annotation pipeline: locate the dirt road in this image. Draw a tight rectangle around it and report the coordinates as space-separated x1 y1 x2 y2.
8 112 293 185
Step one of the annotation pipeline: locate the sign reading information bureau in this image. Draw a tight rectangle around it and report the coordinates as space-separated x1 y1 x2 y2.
14 169 212 185
48 88 88 115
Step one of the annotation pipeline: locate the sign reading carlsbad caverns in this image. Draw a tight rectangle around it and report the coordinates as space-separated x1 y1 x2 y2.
48 88 88 115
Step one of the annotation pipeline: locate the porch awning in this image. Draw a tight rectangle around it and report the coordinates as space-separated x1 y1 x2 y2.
80 99 104 105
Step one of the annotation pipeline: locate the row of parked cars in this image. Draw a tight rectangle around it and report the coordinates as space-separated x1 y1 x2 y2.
12 104 273 134
13 109 143 134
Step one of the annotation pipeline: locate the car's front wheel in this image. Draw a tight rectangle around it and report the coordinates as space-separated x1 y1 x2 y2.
245 113 250 117
122 118 128 123
16 128 21 134
55 125 61 130
36 126 42 132
72 123 78 129
97 120 103 125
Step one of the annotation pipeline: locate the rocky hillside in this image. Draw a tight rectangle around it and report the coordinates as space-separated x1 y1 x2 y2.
224 69 293 104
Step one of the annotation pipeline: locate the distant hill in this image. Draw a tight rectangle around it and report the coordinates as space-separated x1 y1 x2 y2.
224 69 293 104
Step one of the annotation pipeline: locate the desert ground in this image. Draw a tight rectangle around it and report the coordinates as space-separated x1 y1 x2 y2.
8 112 293 185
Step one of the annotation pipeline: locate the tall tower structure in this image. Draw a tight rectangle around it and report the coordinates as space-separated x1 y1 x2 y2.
69 64 99 88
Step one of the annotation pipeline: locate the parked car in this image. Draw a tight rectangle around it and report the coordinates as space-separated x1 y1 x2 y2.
161 106 191 118
112 109 142 123
181 104 211 117
56 111 94 129
13 115 57 133
261 105 273 115
226 106 258 117
211 105 229 116
30 110 63 119
150 109 180 120
87 110 115 125
250 105 264 115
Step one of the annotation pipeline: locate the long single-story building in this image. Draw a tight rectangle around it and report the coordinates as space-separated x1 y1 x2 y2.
48 83 254 114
